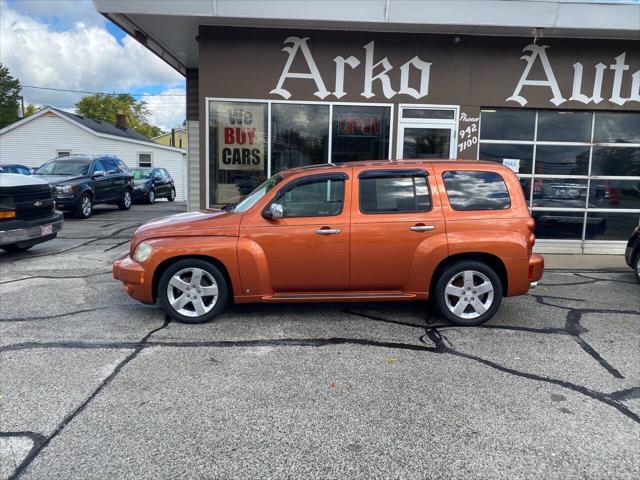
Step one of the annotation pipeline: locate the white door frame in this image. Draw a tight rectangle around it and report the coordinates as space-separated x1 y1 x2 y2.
396 104 459 159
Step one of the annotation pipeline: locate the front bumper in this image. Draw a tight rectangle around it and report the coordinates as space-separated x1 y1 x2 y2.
528 254 544 285
132 188 150 201
113 256 154 303
0 211 64 247
52 194 80 210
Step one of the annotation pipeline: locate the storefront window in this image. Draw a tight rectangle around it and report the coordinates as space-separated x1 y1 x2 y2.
209 100 268 206
479 109 640 246
478 144 533 175
594 112 640 144
271 103 329 174
479 109 535 141
331 105 391 162
534 146 589 176
537 111 591 143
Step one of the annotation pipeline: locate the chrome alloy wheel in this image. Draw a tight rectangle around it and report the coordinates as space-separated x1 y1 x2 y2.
444 270 494 319
81 196 92 216
166 267 218 317
123 191 132 208
149 190 155 203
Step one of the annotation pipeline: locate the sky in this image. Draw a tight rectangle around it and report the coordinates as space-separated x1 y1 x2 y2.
0 0 186 131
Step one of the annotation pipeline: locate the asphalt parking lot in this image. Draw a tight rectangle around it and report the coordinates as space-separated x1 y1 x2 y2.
1 202 639 479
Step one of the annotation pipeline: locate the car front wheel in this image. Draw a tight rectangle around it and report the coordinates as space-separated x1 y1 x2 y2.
635 252 640 284
158 259 229 324
168 188 176 202
433 260 503 326
147 189 155 204
118 189 132 210
75 193 93 219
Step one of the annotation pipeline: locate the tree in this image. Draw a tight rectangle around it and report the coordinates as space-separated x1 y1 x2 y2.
24 104 41 117
75 93 164 138
0 63 21 128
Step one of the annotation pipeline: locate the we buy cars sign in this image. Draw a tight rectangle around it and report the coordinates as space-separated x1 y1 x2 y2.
218 105 265 171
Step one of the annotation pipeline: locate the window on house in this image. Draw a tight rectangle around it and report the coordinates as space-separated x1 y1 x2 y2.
56 150 71 157
138 153 152 168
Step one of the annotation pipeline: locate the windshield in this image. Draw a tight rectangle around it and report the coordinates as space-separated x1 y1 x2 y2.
132 169 152 180
233 175 283 213
35 159 91 176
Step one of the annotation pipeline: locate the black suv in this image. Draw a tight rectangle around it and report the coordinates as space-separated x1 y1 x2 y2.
625 225 640 283
131 167 176 204
33 155 133 218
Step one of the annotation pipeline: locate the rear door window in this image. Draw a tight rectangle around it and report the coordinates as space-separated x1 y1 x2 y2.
443 170 511 211
359 170 431 214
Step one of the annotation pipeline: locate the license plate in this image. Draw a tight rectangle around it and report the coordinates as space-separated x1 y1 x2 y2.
41 224 53 236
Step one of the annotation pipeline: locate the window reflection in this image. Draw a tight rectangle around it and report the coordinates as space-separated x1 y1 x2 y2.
533 211 586 240
276 179 345 217
537 111 591 142
443 171 510 211
479 144 533 174
586 212 640 240
331 105 391 162
402 128 450 159
591 147 640 176
534 146 589 176
532 178 587 208
271 104 329 174
594 112 640 144
360 175 431 213
588 180 640 210
479 109 535 141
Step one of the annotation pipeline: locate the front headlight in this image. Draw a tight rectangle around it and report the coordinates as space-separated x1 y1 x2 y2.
55 185 74 194
132 242 153 263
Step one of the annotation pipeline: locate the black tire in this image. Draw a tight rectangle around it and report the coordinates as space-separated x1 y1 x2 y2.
433 260 503 326
75 193 93 219
146 189 156 204
634 251 640 284
167 188 176 202
118 189 132 210
158 259 229 324
1 244 33 253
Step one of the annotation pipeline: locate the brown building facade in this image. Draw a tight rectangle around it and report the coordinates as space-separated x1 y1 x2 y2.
193 27 639 252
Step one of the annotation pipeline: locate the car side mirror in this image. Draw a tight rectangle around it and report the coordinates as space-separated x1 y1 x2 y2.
262 202 284 220
92 170 106 178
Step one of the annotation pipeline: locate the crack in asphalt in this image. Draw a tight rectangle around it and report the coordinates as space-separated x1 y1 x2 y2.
0 271 112 285
5 319 172 480
102 240 130 252
0 304 156 323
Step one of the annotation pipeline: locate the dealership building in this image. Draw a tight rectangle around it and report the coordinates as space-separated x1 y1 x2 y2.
94 0 639 254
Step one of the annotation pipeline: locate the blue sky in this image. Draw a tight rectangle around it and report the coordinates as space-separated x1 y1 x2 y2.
1 0 186 130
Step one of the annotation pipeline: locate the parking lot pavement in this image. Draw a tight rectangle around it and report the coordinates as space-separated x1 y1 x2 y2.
1 202 639 479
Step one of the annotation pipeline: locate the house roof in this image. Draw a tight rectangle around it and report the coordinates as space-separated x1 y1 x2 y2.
52 108 152 143
151 128 186 141
0 107 185 153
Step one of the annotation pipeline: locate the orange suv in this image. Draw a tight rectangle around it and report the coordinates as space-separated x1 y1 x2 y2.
113 160 543 326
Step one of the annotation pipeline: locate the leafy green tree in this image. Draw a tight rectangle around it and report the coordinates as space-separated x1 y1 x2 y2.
24 104 41 117
76 93 164 138
0 63 21 128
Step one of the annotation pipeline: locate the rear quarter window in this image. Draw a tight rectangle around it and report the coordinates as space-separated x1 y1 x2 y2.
443 170 511 211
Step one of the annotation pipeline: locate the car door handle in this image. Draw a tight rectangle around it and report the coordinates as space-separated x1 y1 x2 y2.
315 228 341 235
409 224 435 232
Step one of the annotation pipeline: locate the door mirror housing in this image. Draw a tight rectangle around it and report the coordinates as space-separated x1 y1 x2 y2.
262 202 284 220
92 170 106 178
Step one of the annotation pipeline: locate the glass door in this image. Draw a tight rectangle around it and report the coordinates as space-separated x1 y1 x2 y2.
396 105 459 160
398 124 456 159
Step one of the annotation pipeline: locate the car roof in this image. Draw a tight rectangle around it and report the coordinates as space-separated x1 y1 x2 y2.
280 159 504 177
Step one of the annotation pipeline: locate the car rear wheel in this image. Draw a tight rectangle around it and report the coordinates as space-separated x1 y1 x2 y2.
75 193 93 219
118 189 132 210
433 260 503 326
168 188 176 202
147 189 155 204
635 252 640 284
158 259 229 324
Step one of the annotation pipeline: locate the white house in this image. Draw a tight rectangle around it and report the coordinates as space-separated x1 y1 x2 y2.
0 107 188 201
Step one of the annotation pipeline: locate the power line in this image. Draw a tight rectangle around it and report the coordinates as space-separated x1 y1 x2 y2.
21 85 185 97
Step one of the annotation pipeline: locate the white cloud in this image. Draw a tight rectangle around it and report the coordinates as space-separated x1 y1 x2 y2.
144 88 186 131
0 0 185 130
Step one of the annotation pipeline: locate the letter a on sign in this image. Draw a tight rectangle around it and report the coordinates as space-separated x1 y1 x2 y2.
507 44 566 106
270 37 330 100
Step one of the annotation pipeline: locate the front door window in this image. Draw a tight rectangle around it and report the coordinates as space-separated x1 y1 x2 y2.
401 127 453 159
397 106 458 160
